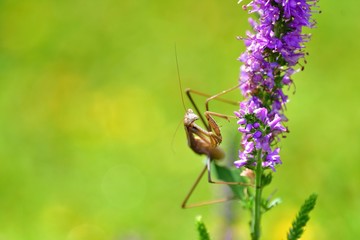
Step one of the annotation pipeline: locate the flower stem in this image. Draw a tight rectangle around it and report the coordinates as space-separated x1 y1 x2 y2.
251 150 263 240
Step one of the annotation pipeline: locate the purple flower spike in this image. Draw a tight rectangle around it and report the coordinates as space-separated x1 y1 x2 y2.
253 130 262 139
269 114 287 132
234 158 248 168
254 108 268 123
234 0 318 171
266 148 281 164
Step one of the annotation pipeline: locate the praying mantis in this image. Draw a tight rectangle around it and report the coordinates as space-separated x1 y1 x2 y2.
181 85 252 208
174 47 251 208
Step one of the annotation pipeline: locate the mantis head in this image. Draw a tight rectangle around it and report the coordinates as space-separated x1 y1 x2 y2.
184 109 199 126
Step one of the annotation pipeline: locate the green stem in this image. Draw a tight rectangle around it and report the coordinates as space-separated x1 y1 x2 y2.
251 150 263 240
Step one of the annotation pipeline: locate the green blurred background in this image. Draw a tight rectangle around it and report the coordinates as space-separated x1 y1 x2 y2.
0 0 359 239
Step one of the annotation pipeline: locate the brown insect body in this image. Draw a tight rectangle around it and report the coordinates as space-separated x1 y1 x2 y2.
184 109 225 160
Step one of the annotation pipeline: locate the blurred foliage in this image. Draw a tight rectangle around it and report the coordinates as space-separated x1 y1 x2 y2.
287 194 317 240
196 216 211 240
0 0 359 239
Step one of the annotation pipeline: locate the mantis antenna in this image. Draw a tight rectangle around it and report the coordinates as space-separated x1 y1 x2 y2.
174 44 187 112
170 44 188 153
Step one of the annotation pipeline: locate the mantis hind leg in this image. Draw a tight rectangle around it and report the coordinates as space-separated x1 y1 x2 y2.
206 157 253 187
181 162 237 209
181 157 253 209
